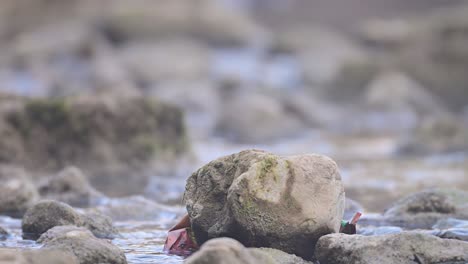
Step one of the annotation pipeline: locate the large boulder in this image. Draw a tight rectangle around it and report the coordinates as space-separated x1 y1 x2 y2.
363 71 451 134
251 248 313 264
0 166 39 218
0 248 79 264
184 150 345 260
22 200 118 240
43 228 127 264
185 237 313 264
383 189 468 229
0 95 189 196
315 232 468 264
38 166 103 207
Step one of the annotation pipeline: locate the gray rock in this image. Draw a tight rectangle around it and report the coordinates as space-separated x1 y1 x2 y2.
0 166 39 218
43 229 127 264
38 166 103 207
81 210 119 239
37 225 92 244
22 200 118 240
397 117 468 155
185 237 275 264
315 232 468 264
215 93 304 143
184 149 345 260
252 248 314 264
0 248 79 264
383 189 468 229
365 71 449 117
364 71 451 134
22 200 84 240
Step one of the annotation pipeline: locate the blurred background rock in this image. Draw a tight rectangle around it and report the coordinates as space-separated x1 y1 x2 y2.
0 0 466 211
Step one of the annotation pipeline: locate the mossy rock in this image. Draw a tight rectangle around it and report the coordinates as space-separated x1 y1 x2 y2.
0 95 189 195
184 149 345 260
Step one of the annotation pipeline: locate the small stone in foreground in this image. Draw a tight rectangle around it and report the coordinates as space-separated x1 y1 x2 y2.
315 232 468 264
43 229 127 264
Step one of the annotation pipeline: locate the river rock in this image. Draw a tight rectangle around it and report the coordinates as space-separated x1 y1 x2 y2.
383 189 468 229
22 200 118 240
215 93 304 143
315 232 468 264
0 96 189 196
397 116 468 154
364 71 451 134
38 166 103 207
185 237 274 264
251 248 313 264
0 166 39 218
81 210 119 239
0 248 79 264
22 200 84 240
37 225 92 243
43 229 127 264
184 149 345 260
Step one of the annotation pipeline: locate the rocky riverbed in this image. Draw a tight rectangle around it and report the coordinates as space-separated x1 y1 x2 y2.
0 0 468 263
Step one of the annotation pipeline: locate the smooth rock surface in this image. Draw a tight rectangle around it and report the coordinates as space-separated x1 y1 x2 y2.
383 189 468 229
315 232 468 264
22 200 118 240
184 238 274 264
185 149 345 260
252 248 313 264
43 229 127 264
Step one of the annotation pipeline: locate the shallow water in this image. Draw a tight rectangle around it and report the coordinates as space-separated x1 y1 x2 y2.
0 216 184 264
